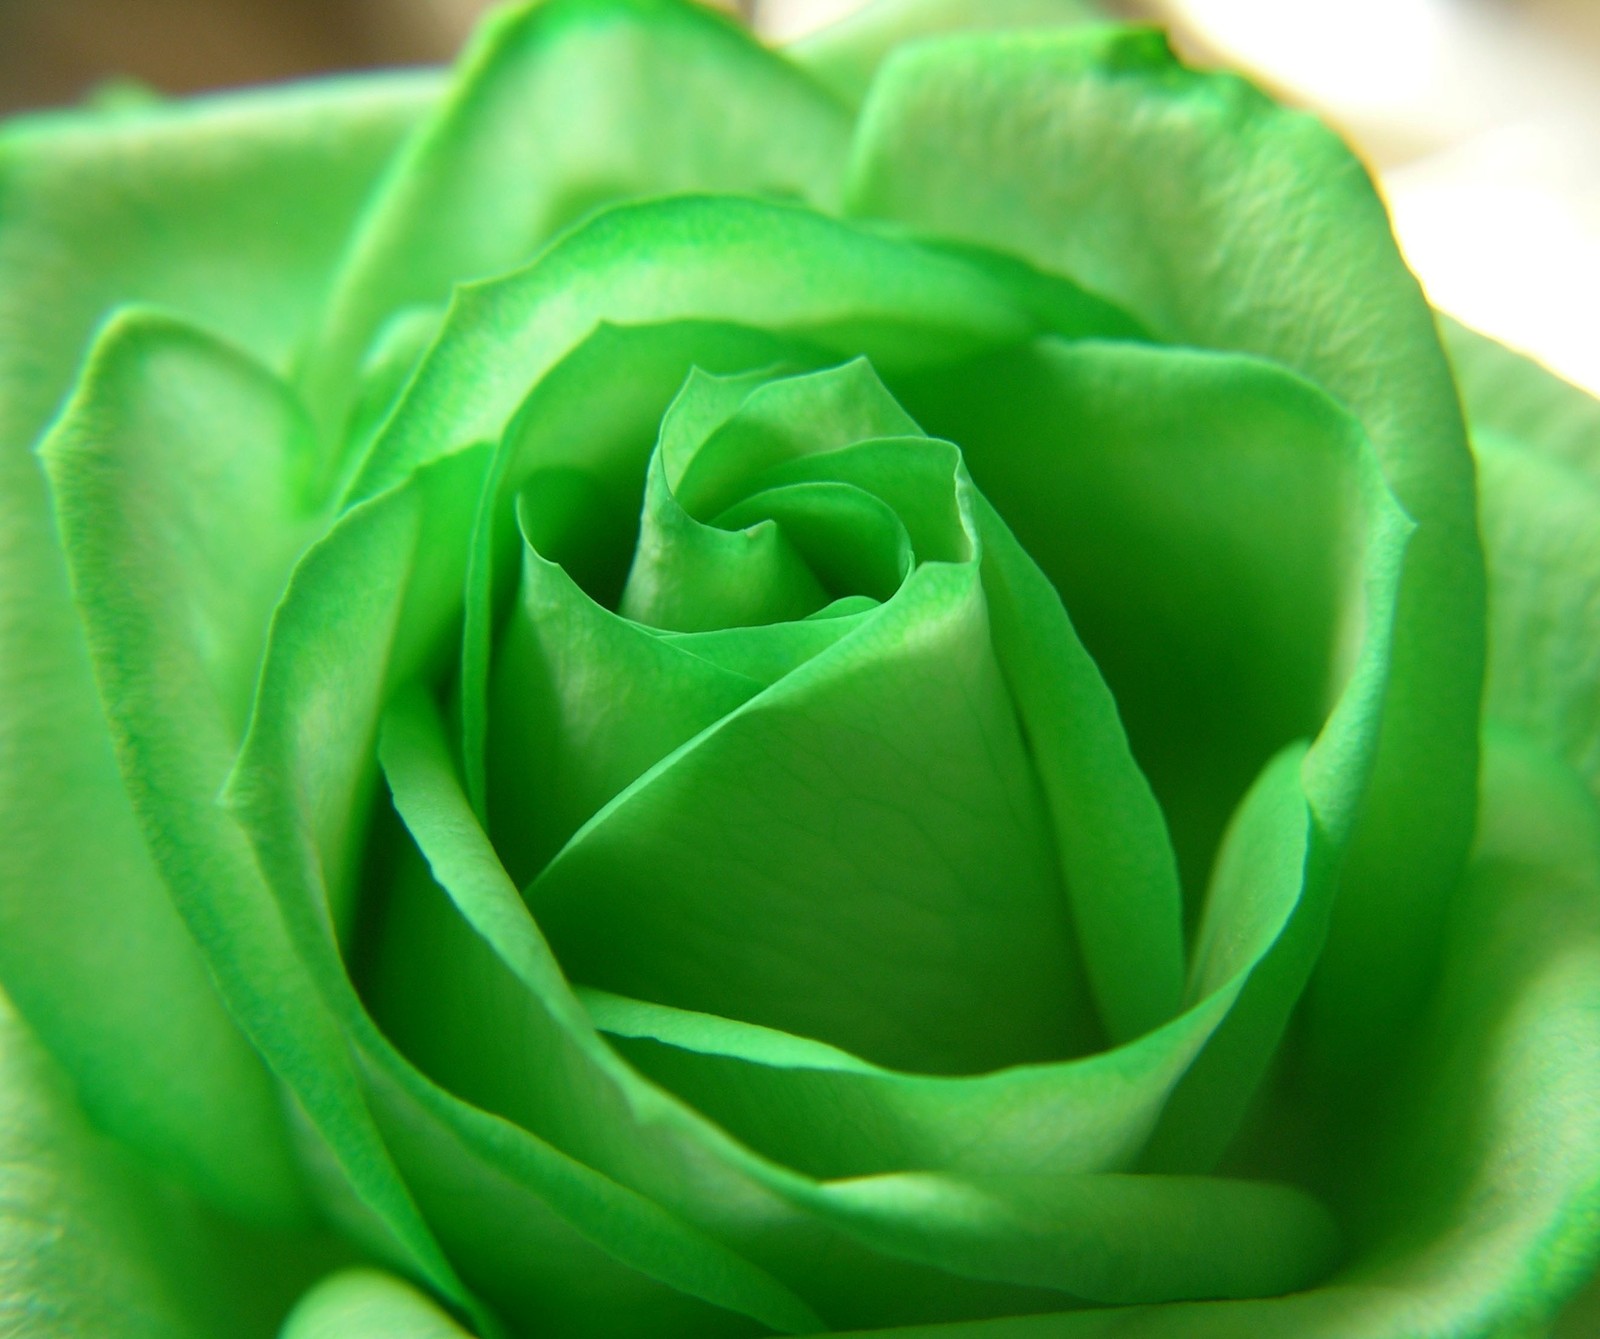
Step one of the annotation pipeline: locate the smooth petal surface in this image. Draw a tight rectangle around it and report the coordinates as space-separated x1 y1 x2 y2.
827 733 1600 1337
0 71 433 1222
37 311 329 1223
302 0 851 437
0 990 332 1339
790 0 1105 106
348 193 1048 501
846 27 1483 1077
526 559 1091 1075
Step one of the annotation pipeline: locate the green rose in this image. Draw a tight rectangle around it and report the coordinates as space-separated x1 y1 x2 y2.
2 0 1597 1335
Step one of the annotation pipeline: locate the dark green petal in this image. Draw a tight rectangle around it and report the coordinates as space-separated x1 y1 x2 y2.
970 491 1183 1043
899 332 1406 891
847 27 1483 1074
1138 744 1322 1172
0 71 431 1224
281 1270 471 1339
790 0 1106 107
301 0 851 437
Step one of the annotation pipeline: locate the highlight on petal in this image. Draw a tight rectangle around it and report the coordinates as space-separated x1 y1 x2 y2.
301 0 852 439
348 193 1047 501
789 0 1107 106
1447 320 1600 799
280 1269 474 1339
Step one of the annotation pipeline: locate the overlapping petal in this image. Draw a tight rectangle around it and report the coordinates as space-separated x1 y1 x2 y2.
0 71 434 1225
4 2 1592 1337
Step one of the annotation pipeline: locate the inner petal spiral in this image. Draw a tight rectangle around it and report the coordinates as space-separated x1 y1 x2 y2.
483 358 1102 1074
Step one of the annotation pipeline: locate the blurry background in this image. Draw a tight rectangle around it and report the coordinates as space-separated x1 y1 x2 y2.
1 0 1595 385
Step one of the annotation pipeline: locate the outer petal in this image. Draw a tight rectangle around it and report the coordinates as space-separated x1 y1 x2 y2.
37 311 484 1322
828 732 1600 1337
844 27 1484 1080
300 0 852 439
0 76 434 1221
1446 320 1600 799
0 989 334 1339
789 0 1105 107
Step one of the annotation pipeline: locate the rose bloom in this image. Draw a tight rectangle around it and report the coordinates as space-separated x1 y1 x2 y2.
0 0 1596 1335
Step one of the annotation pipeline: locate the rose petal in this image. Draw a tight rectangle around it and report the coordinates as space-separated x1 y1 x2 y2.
845 24 1483 1080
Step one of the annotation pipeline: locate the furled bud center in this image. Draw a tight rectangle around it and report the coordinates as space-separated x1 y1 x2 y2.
481 359 1105 1075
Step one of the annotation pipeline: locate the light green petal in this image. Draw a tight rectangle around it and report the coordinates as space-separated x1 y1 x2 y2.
1443 317 1600 484
427 194 1071 823
671 358 926 512
657 601 879 684
618 450 833 630
1445 322 1600 799
0 990 336 1339
790 0 1105 107
217 441 819 1334
526 559 1095 1075
281 1270 471 1339
458 321 819 812
811 1168 1336 1304
302 0 851 437
832 731 1600 1337
347 194 1041 501
488 513 767 885
584 982 1222 1181
1477 439 1600 802
371 688 1102 1328
846 26 1484 1076
0 70 432 1224
36 312 333 1222
618 362 934 628
35 310 487 1322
